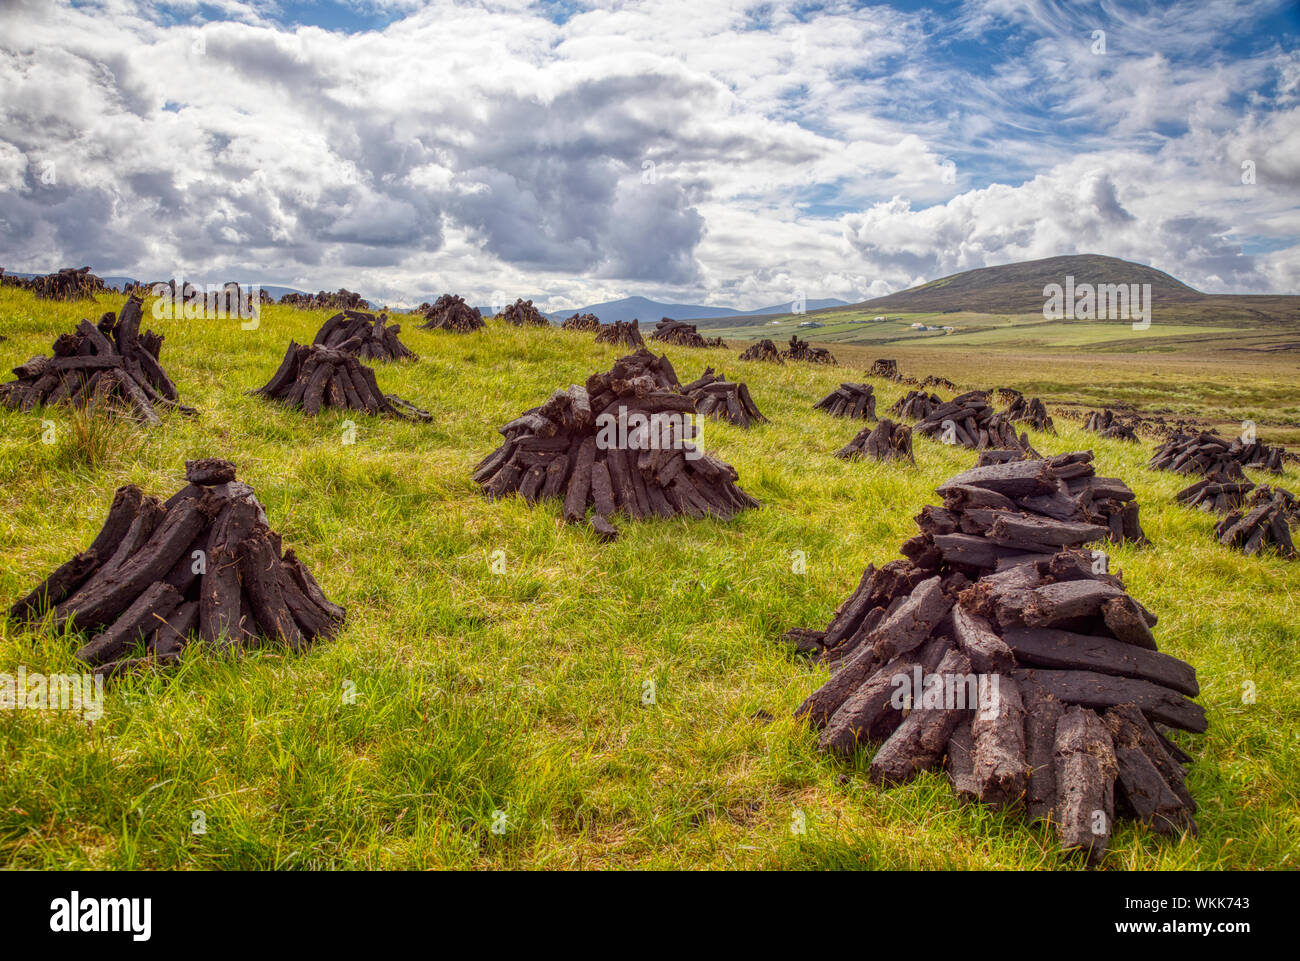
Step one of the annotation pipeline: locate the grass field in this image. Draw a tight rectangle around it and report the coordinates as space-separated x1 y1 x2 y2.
1 289 1298 869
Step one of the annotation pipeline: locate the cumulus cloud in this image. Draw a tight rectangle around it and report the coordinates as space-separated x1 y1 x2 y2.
0 0 1295 309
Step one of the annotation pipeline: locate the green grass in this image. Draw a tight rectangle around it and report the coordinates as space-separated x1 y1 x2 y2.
0 289 1297 869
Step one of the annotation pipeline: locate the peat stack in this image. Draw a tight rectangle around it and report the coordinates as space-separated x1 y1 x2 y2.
1233 439 1287 473
785 458 1202 862
1002 390 1055 432
501 298 548 326
914 390 1033 452
1213 486 1297 558
1084 409 1139 442
313 310 416 361
783 335 835 364
814 382 876 420
682 367 767 428
253 342 431 421
921 375 958 392
280 289 368 311
1149 432 1247 480
890 389 942 421
871 358 902 381
0 295 195 424
651 318 726 349
27 267 110 301
6 459 346 678
739 339 784 364
472 348 760 539
418 294 484 332
1175 473 1257 514
595 320 646 349
561 312 601 332
837 419 914 463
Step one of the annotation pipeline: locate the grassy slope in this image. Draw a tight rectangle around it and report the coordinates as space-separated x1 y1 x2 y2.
0 290 1297 870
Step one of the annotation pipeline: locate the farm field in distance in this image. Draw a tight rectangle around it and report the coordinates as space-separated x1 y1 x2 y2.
1 286 1297 870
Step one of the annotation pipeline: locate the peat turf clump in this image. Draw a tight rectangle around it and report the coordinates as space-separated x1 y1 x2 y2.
280 289 368 311
913 390 1035 452
595 320 646 349
890 390 943 421
1148 431 1286 478
561 313 601 332
7 459 345 679
1212 485 1298 559
253 342 431 421
1083 409 1139 442
313 310 416 361
999 388 1055 432
814 382 876 420
473 348 759 540
0 295 195 424
418 294 484 332
739 339 783 364
9 266 112 301
681 367 767 428
650 318 726 349
784 455 1201 863
837 418 914 463
783 335 835 364
501 299 548 327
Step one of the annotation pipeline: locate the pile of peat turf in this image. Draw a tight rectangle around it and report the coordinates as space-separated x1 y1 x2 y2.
1000 389 1055 432
561 313 601 332
595 320 646 349
501 299 548 326
813 382 876 420
280 289 368 311
1084 409 1140 442
681 367 766 428
890 390 943 421
783 335 835 364
0 295 195 424
1211 485 1298 558
913 390 1035 452
785 456 1203 863
254 342 431 420
1148 432 1263 480
739 339 783 364
836 418 914 463
473 349 759 540
650 318 726 349
312 310 416 361
7 459 345 678
418 294 484 332
23 266 111 300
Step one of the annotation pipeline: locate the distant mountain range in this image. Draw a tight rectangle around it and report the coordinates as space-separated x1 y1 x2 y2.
536 295 849 324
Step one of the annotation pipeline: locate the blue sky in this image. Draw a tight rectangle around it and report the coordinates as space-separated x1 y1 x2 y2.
5 0 1299 308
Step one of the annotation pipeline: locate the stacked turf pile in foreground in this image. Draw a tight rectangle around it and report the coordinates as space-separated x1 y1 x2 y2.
814 382 876 420
473 348 760 539
253 342 432 421
681 367 767 428
7 459 345 679
787 455 1203 863
418 294 484 332
312 309 416 361
0 295 195 424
